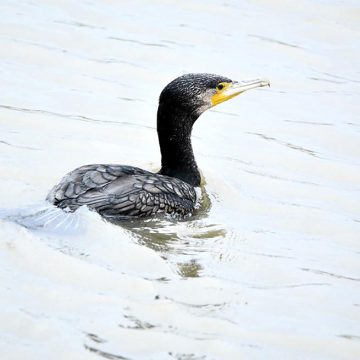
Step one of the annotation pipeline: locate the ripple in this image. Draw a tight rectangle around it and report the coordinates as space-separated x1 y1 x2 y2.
284 119 334 127
247 132 319 158
338 334 360 341
0 104 154 129
119 315 155 330
309 77 345 84
108 36 168 48
243 169 319 186
301 268 360 282
249 282 330 290
54 20 106 30
86 333 107 344
320 72 360 84
248 34 301 49
84 345 130 360
0 140 41 151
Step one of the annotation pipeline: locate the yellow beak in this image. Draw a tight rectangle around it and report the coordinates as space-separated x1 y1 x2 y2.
212 78 270 106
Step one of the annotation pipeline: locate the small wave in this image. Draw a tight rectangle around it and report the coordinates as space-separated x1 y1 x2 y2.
0 203 84 235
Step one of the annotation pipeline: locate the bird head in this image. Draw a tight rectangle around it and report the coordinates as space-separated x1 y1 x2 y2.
159 73 270 117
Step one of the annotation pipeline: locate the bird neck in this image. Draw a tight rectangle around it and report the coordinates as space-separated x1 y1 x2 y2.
157 102 201 187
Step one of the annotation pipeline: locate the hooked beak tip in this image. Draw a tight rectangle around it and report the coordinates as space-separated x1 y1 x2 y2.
259 79 270 88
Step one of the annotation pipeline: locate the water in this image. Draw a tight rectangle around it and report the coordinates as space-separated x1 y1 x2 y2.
0 0 359 359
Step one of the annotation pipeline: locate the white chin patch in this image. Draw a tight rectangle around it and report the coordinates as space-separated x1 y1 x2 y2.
195 90 214 115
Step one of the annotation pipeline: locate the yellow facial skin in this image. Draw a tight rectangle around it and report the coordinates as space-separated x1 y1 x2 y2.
211 79 270 107
211 82 234 106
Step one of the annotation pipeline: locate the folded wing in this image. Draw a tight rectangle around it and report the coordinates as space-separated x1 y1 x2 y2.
47 164 196 219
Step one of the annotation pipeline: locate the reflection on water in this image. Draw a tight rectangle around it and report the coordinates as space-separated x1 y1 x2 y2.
117 186 227 278
177 260 202 278
0 0 360 359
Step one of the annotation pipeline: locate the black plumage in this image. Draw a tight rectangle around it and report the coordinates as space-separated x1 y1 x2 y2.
47 164 196 219
47 73 269 220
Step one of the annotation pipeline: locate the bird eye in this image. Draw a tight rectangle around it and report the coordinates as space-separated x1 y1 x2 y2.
216 83 225 91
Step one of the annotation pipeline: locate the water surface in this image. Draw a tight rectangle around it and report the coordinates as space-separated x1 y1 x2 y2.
0 0 359 359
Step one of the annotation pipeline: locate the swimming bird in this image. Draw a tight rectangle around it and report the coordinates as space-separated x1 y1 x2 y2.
47 73 269 219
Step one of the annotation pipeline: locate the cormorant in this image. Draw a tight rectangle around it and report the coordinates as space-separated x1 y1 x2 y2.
47 73 269 219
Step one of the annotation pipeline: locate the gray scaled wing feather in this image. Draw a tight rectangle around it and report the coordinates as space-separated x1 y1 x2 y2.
47 164 197 219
